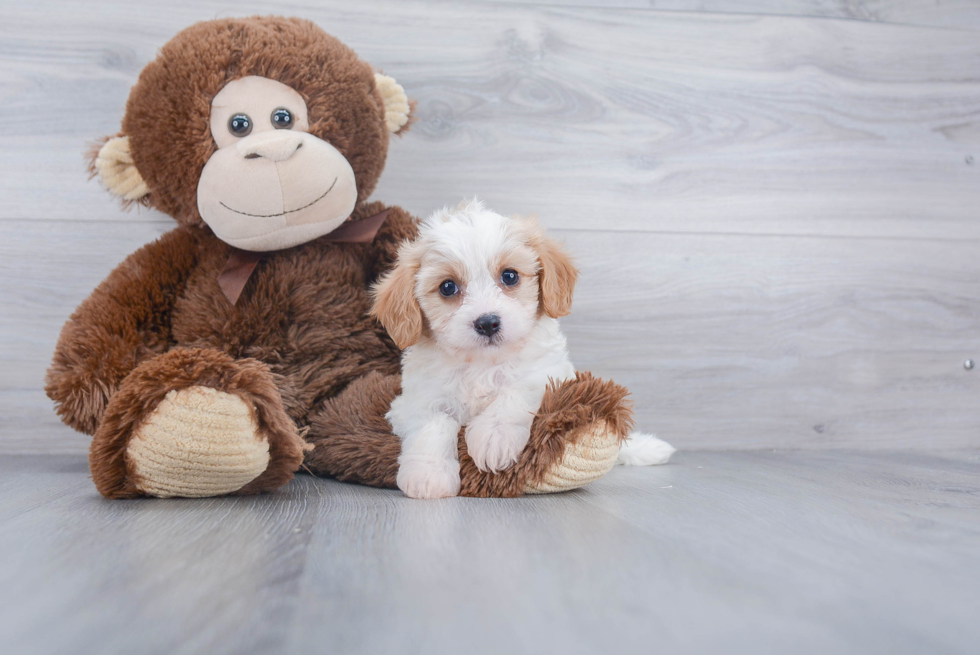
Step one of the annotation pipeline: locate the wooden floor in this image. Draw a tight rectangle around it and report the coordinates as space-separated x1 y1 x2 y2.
1 450 978 655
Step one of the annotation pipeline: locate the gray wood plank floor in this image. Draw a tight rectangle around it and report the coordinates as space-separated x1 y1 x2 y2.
1 451 978 655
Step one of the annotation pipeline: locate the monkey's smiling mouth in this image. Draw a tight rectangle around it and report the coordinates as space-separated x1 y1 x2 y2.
219 177 338 218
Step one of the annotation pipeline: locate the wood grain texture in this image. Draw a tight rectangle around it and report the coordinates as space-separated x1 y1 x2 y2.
484 0 980 31
1 451 978 654
1 1 978 453
1 1 979 238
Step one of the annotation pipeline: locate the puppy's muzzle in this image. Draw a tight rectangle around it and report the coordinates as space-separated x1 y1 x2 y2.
474 314 501 338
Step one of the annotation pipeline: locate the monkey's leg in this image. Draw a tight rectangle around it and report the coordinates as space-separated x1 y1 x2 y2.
304 371 403 488
458 372 635 497
90 348 305 499
304 371 634 497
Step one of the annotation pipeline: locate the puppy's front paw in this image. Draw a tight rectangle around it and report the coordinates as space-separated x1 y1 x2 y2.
465 416 531 473
397 456 461 499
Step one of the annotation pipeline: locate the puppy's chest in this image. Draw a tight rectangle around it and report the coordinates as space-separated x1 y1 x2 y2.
454 365 513 420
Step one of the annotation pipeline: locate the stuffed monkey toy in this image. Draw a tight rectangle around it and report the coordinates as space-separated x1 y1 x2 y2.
45 16 635 499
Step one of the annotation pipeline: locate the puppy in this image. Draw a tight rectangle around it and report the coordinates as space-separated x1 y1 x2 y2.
371 200 578 499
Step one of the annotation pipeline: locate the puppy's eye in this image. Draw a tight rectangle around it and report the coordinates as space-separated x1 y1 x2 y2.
439 280 459 297
501 269 519 286
228 114 252 136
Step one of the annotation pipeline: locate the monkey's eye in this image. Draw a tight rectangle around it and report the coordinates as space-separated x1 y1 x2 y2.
228 114 252 136
271 108 293 129
501 269 519 286
439 280 459 297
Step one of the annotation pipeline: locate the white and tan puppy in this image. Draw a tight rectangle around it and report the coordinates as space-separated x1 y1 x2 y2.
371 200 579 499
372 200 676 499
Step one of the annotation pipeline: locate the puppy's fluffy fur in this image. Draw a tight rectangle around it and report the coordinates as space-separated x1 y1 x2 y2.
371 200 578 498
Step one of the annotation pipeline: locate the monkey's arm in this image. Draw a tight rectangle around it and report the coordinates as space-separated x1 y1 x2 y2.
361 202 419 284
45 227 201 435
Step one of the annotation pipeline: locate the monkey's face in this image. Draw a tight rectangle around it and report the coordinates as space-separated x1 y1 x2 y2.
91 18 412 241
197 76 358 251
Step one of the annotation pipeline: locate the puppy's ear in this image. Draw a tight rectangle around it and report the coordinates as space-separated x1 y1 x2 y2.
534 230 578 319
371 244 423 349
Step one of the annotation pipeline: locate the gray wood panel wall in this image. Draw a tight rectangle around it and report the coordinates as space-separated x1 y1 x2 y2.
1 0 978 454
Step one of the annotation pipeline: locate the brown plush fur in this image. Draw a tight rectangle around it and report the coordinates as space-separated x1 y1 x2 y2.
47 16 636 499
305 371 403 488
46 227 201 435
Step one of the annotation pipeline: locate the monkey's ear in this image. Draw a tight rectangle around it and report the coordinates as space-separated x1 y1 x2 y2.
370 244 423 349
374 73 413 135
89 135 150 201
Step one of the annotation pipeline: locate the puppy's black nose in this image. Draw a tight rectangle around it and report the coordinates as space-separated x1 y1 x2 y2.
474 314 501 337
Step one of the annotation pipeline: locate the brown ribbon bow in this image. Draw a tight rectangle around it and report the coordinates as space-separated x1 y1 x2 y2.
217 208 391 305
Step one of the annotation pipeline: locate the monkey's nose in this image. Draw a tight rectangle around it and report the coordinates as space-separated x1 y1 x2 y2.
236 131 304 162
474 314 501 338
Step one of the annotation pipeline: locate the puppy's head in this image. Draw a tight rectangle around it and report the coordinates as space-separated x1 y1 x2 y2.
371 199 578 353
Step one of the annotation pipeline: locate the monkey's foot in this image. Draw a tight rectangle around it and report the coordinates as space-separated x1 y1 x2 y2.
523 420 622 494
126 386 270 498
90 348 305 499
457 372 636 498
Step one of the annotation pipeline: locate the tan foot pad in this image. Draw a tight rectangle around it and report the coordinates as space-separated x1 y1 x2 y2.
524 420 621 494
126 386 270 498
